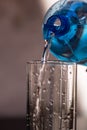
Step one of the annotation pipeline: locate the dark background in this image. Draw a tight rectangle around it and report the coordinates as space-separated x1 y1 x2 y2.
0 0 44 129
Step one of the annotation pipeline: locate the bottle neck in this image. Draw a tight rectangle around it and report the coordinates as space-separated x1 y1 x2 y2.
53 14 70 36
45 14 70 38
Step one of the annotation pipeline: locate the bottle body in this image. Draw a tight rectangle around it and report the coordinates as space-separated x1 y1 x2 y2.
42 0 87 62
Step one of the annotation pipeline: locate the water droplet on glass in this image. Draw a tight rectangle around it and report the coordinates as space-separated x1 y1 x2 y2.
33 92 36 97
35 73 39 77
33 113 36 118
64 118 68 123
62 65 66 70
53 112 58 116
48 79 51 85
49 114 53 118
67 115 70 119
62 92 65 96
59 116 62 120
26 124 29 127
46 107 49 111
52 66 55 70
42 81 45 85
63 102 66 105
49 101 53 106
43 88 46 93
32 72 36 77
49 124 52 127
53 83 56 87
50 66 55 73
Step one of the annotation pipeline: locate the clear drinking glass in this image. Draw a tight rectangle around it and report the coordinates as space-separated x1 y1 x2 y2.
26 60 77 130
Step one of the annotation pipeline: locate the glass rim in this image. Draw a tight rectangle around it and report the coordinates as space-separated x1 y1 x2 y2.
26 60 77 65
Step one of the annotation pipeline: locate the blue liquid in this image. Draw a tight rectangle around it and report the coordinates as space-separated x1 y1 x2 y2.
43 0 87 64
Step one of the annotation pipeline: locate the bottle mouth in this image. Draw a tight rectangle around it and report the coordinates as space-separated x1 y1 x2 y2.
43 14 70 39
53 18 61 27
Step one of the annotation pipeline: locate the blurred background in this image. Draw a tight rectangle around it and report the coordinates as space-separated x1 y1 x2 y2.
0 0 42 129
0 0 59 129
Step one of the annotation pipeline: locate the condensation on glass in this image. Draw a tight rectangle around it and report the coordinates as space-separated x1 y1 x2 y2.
26 61 77 130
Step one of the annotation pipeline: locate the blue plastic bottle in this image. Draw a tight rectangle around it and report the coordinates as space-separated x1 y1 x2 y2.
42 0 87 63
